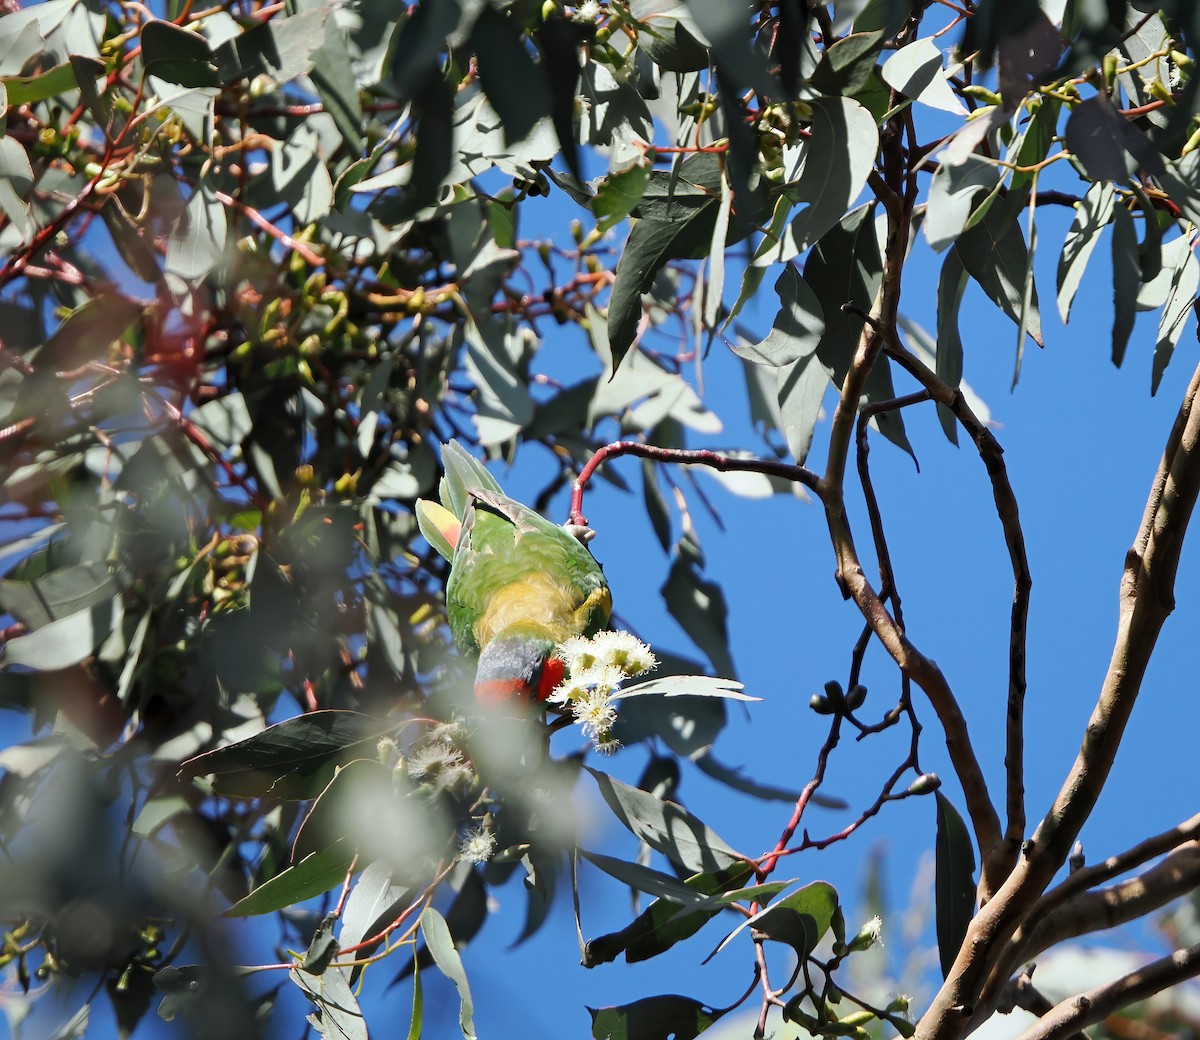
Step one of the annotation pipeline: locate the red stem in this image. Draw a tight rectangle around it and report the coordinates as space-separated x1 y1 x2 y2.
569 441 820 526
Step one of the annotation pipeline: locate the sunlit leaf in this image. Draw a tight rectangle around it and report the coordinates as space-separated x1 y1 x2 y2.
226 838 356 917
421 907 476 1040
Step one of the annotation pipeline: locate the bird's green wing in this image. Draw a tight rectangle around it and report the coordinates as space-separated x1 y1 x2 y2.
439 440 503 520
446 489 610 654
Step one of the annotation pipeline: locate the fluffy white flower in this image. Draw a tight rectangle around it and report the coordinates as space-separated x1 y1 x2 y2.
458 827 496 865
574 685 618 738
594 736 621 755
407 740 463 780
574 0 601 22
865 915 883 943
556 635 599 675
588 631 657 677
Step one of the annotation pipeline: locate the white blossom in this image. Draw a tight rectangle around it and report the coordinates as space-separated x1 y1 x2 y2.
458 827 496 864
587 630 657 677
556 635 599 675
574 0 601 22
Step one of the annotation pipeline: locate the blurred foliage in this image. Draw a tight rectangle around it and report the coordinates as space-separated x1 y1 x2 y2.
2 0 1200 1037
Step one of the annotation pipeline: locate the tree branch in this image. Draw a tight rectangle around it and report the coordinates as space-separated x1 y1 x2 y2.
819 170 1004 897
568 441 820 527
1017 844 1200 964
1029 811 1200 928
886 337 1032 884
996 966 1088 1040
916 355 1200 1040
1008 942 1200 1040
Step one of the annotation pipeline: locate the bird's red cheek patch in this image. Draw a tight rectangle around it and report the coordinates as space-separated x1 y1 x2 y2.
475 677 531 708
535 657 565 702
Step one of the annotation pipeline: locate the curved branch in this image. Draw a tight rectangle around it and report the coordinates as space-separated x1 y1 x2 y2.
568 441 820 526
1008 941 1200 1040
886 337 1032 883
820 182 1003 896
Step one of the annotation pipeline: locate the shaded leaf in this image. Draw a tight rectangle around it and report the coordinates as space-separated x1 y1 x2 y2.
0 560 116 628
3 598 120 671
586 766 744 876
954 204 1043 348
935 792 976 979
179 710 393 799
589 994 721 1040
935 250 969 443
584 861 754 966
141 20 218 88
608 158 725 370
810 30 886 97
582 849 709 906
806 204 914 458
291 967 367 1040
705 880 839 962
534 17 592 179
775 353 828 465
1152 238 1199 394
301 913 340 974
2 62 86 105
1064 94 1132 183
305 2 363 154
728 265 824 367
473 7 549 145
166 179 227 282
925 154 1000 253
686 0 777 95
594 160 652 233
755 97 879 266
1111 200 1139 369
213 9 326 85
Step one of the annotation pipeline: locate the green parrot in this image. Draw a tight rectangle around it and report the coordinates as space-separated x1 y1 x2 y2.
416 443 611 708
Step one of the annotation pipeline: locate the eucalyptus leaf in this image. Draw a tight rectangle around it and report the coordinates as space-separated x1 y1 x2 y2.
421 907 476 1040
586 767 745 876
935 793 976 979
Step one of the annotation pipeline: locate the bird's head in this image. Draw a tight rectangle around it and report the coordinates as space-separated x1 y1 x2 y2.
474 630 564 709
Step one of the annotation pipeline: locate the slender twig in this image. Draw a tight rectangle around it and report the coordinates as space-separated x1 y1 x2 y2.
212 190 325 267
886 337 1032 884
821 169 1004 898
996 967 1089 1040
569 441 820 527
757 715 844 878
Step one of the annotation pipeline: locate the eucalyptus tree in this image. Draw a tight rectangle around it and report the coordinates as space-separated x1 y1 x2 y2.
2 1 1200 1039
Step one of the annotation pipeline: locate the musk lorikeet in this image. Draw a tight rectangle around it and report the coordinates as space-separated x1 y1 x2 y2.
416 443 611 708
